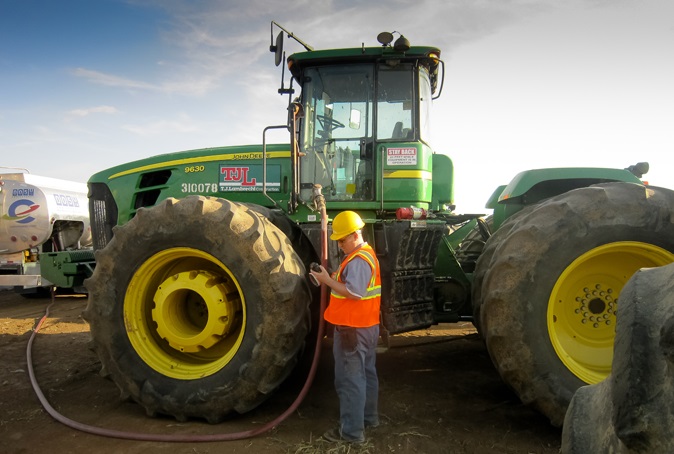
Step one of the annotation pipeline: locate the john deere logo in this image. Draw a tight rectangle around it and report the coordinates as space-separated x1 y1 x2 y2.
3 199 40 224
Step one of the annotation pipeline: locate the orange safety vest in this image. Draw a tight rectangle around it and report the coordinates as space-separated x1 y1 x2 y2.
324 243 381 328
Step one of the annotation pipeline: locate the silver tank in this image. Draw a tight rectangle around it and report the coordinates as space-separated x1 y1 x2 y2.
0 173 91 288
1 173 91 253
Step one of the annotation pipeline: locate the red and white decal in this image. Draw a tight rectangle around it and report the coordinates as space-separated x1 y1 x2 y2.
386 147 417 166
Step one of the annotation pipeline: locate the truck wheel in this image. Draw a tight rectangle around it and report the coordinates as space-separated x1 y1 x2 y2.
474 183 674 426
83 196 310 423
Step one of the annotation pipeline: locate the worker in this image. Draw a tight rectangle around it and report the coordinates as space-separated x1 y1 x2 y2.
310 210 382 444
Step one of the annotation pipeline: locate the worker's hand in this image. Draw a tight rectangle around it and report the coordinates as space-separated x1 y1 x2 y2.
309 264 331 285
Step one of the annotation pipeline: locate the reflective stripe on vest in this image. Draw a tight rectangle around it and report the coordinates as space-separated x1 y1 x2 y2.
324 243 381 328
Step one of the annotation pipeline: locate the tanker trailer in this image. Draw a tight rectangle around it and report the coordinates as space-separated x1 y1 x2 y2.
0 171 92 296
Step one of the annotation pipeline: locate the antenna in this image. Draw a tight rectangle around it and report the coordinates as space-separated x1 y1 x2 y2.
270 21 314 52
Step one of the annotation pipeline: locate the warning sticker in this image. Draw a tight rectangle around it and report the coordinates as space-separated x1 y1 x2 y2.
386 147 417 166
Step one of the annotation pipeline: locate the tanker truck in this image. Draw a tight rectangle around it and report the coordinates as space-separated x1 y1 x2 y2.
0 171 93 295
43 24 674 426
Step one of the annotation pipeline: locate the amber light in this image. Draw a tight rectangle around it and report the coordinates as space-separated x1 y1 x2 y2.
428 51 440 63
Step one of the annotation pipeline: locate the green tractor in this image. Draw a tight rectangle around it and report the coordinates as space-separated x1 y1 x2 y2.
61 24 674 426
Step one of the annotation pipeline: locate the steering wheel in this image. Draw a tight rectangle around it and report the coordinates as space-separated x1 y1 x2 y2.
317 114 345 132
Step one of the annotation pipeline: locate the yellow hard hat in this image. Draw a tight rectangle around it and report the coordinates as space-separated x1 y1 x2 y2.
330 211 365 240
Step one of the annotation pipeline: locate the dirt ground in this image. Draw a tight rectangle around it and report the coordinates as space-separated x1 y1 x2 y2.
0 289 561 454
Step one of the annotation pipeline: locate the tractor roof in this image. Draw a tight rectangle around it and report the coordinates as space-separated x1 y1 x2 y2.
287 45 441 79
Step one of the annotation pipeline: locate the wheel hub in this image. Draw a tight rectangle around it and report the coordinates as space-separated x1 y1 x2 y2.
152 270 237 353
124 247 246 380
573 284 616 329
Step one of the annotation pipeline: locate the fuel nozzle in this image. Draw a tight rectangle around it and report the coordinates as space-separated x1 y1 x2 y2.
308 262 321 287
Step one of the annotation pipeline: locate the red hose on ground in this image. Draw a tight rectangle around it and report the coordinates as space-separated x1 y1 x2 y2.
27 200 330 443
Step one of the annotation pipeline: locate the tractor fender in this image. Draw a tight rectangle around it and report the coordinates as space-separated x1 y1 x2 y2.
492 167 643 230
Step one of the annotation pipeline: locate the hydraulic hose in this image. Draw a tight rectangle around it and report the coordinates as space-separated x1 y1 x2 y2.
27 199 331 443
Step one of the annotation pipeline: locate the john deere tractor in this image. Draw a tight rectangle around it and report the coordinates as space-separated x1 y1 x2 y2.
62 23 674 426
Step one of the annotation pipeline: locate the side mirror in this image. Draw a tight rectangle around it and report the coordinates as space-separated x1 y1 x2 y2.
271 32 284 66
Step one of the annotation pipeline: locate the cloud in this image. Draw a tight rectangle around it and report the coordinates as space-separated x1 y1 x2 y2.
67 105 119 117
71 68 158 91
122 114 200 137
71 66 220 96
73 0 643 101
69 1 556 99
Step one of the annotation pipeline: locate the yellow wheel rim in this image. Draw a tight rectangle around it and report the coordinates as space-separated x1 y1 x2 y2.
548 241 674 384
124 247 245 379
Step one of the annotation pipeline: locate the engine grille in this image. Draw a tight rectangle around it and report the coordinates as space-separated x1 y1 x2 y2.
89 183 118 251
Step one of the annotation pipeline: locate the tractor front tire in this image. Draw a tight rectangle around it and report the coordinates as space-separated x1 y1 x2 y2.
474 183 674 426
83 196 310 423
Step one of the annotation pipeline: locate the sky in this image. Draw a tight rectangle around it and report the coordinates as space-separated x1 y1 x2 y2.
1 0 673 213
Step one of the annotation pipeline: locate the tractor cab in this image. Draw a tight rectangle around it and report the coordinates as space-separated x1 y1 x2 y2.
271 24 444 212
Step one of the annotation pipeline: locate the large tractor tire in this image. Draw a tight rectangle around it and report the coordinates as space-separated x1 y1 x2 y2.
83 196 311 423
562 263 674 453
473 183 674 426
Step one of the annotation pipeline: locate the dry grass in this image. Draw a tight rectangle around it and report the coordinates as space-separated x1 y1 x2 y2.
289 436 376 454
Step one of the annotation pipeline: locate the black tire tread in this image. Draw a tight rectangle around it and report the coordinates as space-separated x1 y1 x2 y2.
83 196 310 423
473 183 674 426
